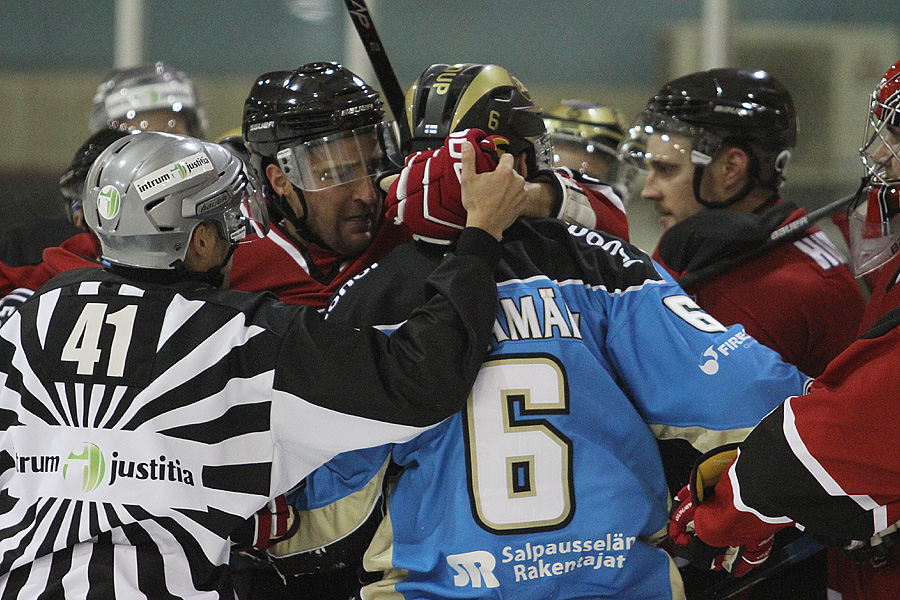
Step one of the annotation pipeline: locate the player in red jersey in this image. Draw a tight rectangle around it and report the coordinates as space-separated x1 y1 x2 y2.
667 60 900 600
621 67 867 600
621 67 864 380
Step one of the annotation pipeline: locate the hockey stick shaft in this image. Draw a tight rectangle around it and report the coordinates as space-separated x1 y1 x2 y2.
690 535 825 600
676 192 858 290
343 0 412 144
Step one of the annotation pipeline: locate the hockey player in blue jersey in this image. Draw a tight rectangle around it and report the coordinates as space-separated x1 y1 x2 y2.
244 64 812 600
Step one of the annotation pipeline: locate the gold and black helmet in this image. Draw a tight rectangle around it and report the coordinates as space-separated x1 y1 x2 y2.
404 63 550 172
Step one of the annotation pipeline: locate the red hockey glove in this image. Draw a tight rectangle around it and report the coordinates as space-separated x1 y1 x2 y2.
231 494 300 553
667 444 774 577
384 128 502 245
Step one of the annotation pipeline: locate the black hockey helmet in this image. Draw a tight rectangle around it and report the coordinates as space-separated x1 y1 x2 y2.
242 62 385 170
241 63 398 245
59 128 131 224
621 68 796 206
404 63 551 174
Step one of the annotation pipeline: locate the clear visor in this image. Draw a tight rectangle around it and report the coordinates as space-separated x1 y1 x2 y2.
196 169 270 244
860 99 900 187
60 179 83 219
618 112 718 170
276 123 388 191
233 171 270 242
607 160 647 206
551 135 618 177
848 184 900 276
550 132 618 159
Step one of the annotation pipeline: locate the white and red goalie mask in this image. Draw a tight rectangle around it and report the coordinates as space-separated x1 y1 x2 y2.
852 60 900 276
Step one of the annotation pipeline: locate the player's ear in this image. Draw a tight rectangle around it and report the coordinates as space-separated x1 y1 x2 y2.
722 146 750 186
184 222 222 271
266 163 291 196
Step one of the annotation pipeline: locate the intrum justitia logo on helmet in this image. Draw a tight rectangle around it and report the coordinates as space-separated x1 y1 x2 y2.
134 152 213 200
62 442 106 492
97 185 121 220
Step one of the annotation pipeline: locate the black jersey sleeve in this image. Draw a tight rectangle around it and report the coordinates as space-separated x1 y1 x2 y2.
274 227 500 427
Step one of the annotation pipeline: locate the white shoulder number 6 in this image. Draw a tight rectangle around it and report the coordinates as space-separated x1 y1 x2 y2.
662 295 727 333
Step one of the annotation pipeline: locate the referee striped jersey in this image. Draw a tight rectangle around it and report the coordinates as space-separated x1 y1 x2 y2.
0 228 499 599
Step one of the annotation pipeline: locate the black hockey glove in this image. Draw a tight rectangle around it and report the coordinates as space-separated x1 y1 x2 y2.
835 522 900 568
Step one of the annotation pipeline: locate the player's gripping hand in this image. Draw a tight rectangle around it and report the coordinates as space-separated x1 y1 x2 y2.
384 128 508 244
231 494 300 553
459 139 527 241
667 444 774 578
669 484 774 577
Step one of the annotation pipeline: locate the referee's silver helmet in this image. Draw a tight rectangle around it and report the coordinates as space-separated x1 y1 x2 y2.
83 132 269 269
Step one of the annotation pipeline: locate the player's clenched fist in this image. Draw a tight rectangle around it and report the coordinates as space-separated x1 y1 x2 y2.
460 140 527 240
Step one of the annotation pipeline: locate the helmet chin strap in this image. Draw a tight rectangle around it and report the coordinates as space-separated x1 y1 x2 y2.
691 164 757 210
274 186 332 250
201 242 239 288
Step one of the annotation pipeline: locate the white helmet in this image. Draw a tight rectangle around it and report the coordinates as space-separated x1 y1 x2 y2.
89 62 208 138
83 132 268 270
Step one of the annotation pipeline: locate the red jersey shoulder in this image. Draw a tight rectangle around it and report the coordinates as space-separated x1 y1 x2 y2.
694 240 863 376
230 221 411 308
0 234 101 296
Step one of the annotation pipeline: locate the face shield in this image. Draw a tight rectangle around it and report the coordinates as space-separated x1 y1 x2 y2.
232 169 270 242
59 177 84 222
550 134 617 176
619 111 722 172
851 80 900 276
507 104 553 172
549 133 644 204
531 131 553 171
861 118 900 188
275 123 392 192
848 184 900 276
607 159 648 206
